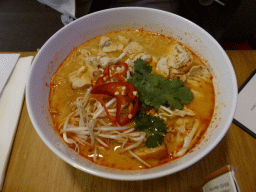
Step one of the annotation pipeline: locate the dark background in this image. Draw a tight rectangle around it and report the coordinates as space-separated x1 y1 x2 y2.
0 0 255 51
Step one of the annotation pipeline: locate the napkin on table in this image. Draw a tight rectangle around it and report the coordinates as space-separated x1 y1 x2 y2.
0 55 33 190
233 69 256 138
0 54 20 95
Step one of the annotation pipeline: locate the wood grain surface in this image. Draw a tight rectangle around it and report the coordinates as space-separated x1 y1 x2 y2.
2 51 256 192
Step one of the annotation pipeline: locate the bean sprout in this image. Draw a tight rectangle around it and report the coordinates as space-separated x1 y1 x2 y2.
61 86 149 166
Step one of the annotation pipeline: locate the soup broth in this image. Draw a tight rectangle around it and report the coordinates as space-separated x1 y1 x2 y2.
49 29 215 170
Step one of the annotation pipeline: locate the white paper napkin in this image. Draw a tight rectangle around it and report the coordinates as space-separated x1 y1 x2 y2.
233 69 256 138
0 56 33 190
0 54 20 95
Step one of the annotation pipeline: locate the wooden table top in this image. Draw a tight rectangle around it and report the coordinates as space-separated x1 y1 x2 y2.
2 51 256 192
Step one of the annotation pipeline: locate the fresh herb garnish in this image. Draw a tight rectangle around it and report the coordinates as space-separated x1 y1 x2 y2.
135 110 167 148
127 58 193 110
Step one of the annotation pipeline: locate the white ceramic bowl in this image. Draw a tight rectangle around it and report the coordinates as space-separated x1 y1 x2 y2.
26 7 237 180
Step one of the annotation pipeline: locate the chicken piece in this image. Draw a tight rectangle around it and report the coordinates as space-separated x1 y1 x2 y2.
124 59 134 69
134 53 152 63
98 57 119 68
98 53 126 68
170 68 183 75
123 41 143 58
69 65 94 89
80 48 91 57
164 132 184 153
85 56 99 67
125 53 152 70
118 35 130 45
99 36 124 53
186 65 212 82
102 43 124 53
156 44 191 77
85 53 126 68
99 36 111 49
133 144 168 160
156 57 169 77
168 44 191 69
174 120 199 157
173 106 195 117
175 118 188 133
158 106 195 120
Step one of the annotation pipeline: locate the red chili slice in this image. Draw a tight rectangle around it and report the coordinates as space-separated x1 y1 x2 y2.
92 94 117 124
91 82 139 126
112 63 129 82
94 63 129 86
95 65 110 86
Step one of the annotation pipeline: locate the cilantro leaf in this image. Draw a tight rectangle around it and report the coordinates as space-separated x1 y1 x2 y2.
163 78 184 93
135 111 167 148
152 116 168 133
134 110 152 131
133 58 152 76
175 87 194 105
128 59 194 110
147 74 164 88
146 134 165 148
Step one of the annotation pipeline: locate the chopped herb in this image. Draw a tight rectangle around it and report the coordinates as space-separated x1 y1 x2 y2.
135 110 167 148
127 58 194 110
146 134 165 148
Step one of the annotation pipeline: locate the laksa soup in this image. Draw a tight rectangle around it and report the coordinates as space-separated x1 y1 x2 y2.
49 29 215 170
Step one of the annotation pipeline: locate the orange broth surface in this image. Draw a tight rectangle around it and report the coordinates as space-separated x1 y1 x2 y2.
49 29 215 170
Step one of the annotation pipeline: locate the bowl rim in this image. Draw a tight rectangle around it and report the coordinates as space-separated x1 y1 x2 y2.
26 6 238 180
